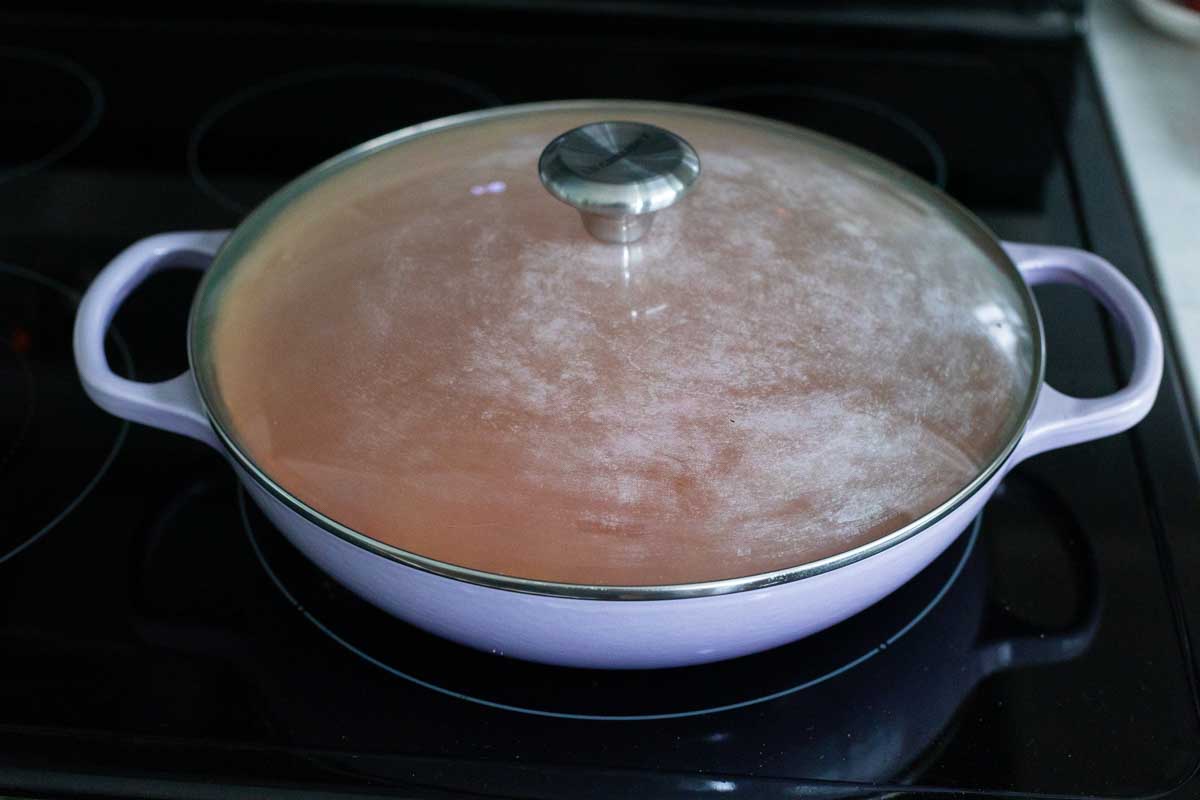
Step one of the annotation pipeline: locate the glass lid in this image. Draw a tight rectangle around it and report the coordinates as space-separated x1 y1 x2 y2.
191 101 1040 595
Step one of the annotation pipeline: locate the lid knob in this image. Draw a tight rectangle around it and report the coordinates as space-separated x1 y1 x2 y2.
538 121 701 244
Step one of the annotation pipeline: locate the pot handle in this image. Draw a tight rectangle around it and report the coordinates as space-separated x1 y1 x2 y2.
73 231 230 450
1003 242 1163 465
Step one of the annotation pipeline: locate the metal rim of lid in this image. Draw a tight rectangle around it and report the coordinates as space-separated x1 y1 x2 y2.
187 99 1046 601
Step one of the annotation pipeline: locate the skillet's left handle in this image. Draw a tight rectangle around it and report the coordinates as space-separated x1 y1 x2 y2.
1004 242 1163 466
74 231 230 449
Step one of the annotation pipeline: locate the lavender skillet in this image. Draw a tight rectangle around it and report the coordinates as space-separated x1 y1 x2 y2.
71 229 1161 669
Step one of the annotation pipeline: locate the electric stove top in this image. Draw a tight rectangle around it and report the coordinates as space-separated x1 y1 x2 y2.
2 4 1199 798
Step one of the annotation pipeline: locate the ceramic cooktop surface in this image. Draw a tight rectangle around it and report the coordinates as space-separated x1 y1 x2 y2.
1 5 1198 798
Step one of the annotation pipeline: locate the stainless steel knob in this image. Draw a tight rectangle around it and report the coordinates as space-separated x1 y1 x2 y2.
538 121 701 244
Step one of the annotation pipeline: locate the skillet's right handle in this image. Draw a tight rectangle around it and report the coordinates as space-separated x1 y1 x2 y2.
73 231 230 449
1003 242 1163 466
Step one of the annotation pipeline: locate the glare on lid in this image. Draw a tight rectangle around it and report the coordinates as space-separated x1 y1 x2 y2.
470 180 507 196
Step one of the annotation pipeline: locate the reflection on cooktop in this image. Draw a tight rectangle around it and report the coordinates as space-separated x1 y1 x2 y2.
187 65 503 214
242 497 989 721
121 473 1099 787
0 47 103 184
0 263 129 564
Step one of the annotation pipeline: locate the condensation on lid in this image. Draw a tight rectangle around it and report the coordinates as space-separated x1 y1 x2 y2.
194 102 1037 587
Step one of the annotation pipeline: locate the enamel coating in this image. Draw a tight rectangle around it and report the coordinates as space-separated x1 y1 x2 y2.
73 229 1162 668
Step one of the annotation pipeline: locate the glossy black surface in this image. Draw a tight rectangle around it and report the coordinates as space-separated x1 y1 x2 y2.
1 6 1198 799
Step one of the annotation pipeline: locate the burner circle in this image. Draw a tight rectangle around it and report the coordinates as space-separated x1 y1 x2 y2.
687 85 948 188
0 334 34 474
242 487 979 720
188 65 503 214
0 47 104 184
0 263 130 564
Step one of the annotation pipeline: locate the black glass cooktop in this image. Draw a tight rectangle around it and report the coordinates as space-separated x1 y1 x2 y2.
2 5 1199 799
